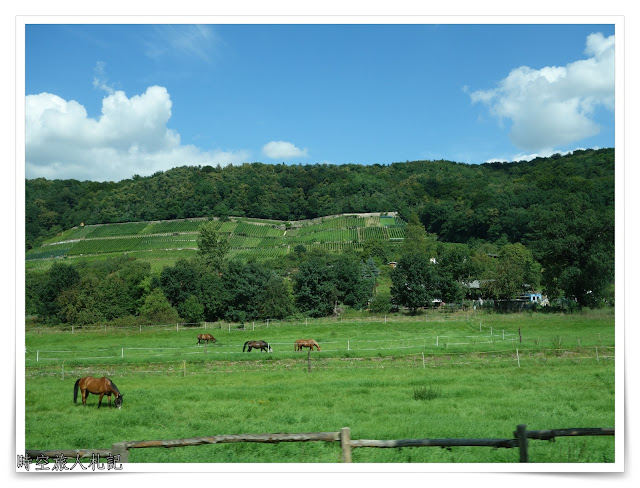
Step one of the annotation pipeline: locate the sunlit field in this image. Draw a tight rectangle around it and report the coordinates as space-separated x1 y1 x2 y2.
24 310 616 463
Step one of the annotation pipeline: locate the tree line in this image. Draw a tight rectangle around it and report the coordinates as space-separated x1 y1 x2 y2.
26 216 574 327
26 148 615 313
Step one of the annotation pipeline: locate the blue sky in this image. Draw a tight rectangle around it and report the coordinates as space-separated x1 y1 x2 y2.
24 22 616 182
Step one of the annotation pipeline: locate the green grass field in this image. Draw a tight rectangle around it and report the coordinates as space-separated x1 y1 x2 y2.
23 311 616 464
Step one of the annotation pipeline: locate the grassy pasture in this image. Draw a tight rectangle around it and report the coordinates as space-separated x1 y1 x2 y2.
24 311 616 464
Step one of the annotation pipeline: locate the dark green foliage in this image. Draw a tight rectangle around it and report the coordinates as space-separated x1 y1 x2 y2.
36 262 80 322
528 202 614 307
486 243 542 300
293 252 375 317
178 295 205 324
221 261 275 321
139 288 180 323
25 148 615 313
26 149 613 252
258 273 295 319
390 253 440 312
293 254 340 317
369 291 392 314
159 259 201 308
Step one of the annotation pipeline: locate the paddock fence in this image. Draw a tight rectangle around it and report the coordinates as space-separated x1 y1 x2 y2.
25 341 615 373
24 311 492 335
24 424 614 465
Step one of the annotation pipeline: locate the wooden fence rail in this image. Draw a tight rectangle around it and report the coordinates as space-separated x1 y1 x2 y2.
25 424 614 465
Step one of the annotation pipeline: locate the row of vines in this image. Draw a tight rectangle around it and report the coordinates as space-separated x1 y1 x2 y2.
27 215 406 261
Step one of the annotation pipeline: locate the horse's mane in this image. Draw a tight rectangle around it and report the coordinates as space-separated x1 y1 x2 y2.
108 378 121 395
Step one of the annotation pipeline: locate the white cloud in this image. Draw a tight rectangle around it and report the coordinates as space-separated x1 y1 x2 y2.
469 33 614 153
262 141 309 160
25 86 249 182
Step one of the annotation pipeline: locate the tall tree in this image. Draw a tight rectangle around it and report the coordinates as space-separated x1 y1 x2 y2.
37 262 80 322
293 254 339 317
530 203 614 306
390 253 440 312
401 213 438 257
196 221 230 271
487 243 542 300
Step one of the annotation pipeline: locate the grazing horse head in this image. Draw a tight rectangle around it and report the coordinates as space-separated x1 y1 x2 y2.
114 393 123 409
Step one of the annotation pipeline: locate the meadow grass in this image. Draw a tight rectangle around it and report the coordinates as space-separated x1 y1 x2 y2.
23 311 616 464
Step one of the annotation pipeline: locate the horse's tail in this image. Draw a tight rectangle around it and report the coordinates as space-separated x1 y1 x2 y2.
73 378 80 403
243 341 249 352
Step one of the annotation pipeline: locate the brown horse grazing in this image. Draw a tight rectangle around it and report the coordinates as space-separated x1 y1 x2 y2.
74 376 123 409
243 340 272 352
197 333 216 345
294 339 321 351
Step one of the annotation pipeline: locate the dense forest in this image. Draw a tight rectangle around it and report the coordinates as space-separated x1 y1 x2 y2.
25 148 615 324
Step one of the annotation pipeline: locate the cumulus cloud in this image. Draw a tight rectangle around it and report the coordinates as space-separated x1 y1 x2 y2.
25 86 249 182
262 141 309 160
469 32 614 153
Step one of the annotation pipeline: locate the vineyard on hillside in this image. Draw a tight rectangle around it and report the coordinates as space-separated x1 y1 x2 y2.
25 213 406 262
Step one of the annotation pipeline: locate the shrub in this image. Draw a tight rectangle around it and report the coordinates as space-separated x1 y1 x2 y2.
413 385 441 401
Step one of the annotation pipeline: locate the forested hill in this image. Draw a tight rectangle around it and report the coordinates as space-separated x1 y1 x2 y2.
26 148 614 253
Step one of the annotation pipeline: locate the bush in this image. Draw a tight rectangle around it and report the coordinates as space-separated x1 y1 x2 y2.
413 385 441 401
369 292 392 314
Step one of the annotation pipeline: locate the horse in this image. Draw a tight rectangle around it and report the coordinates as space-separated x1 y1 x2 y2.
197 333 216 345
243 340 272 352
294 339 321 351
73 376 123 409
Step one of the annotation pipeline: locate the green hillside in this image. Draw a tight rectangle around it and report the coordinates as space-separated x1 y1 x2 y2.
26 213 406 269
25 149 615 311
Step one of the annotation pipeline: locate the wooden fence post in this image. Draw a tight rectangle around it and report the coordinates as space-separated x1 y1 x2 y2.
340 427 352 463
516 424 528 462
111 442 129 463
